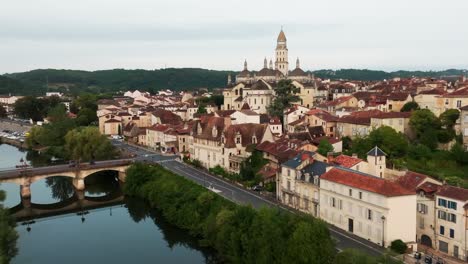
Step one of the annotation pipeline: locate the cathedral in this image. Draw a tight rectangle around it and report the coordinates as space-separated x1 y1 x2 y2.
223 29 317 114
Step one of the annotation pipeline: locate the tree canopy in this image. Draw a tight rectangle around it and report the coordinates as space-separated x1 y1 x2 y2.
267 79 300 120
400 101 419 112
317 139 334 156
64 127 117 161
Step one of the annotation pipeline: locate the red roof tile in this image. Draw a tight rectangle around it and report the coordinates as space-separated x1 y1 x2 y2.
322 168 415 197
333 155 362 168
436 185 468 201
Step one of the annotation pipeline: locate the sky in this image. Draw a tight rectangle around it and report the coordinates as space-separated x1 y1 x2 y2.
1 0 468 74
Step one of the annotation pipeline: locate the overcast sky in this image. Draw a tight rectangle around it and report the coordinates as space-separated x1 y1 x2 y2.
1 0 468 74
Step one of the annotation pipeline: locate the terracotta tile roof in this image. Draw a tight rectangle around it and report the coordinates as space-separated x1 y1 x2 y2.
333 154 362 168
193 116 225 141
223 123 267 148
152 109 182 125
387 92 411 101
416 182 440 194
436 185 468 202
371 112 412 119
459 105 468 111
418 88 445 95
256 140 298 163
322 168 415 197
440 87 468 98
258 164 277 180
396 171 428 191
313 111 339 122
215 110 236 117
312 136 341 145
323 96 355 107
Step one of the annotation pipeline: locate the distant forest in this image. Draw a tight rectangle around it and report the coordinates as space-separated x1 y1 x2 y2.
1 68 466 96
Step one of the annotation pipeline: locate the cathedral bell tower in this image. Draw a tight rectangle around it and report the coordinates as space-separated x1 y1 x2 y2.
275 28 289 76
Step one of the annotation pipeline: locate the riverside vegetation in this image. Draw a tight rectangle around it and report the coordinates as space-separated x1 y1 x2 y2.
123 163 401 264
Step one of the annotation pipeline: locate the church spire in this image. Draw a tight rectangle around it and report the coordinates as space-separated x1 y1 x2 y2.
244 59 248 71
269 59 273 69
264 57 267 68
296 57 300 69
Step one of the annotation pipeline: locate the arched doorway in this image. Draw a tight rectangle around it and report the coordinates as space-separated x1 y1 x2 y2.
420 235 432 248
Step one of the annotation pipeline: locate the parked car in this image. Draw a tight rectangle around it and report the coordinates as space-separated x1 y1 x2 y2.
252 185 263 191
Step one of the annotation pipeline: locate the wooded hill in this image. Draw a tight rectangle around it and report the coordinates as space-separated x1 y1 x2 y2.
1 68 466 96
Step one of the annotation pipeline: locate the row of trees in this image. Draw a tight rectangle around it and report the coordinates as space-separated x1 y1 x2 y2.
124 163 337 264
0 189 18 264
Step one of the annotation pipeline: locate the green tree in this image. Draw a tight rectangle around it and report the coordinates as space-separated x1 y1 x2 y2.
0 106 7 118
239 150 267 182
390 239 407 254
64 127 117 162
286 221 335 264
0 189 19 263
317 139 334 156
47 104 68 123
196 105 207 114
400 101 420 112
350 126 408 160
76 108 98 126
409 109 441 149
440 109 460 129
267 79 300 121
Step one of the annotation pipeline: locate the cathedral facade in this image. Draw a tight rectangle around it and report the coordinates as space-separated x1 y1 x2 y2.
223 29 317 114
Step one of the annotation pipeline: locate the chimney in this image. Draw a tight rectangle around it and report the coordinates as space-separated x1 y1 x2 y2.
352 153 358 158
327 152 334 163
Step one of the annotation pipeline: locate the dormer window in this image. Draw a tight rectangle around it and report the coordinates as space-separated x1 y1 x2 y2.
197 123 202 135
252 135 257 144
212 126 218 138
235 132 241 144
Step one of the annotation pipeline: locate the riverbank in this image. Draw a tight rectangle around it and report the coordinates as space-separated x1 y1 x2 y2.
0 136 27 149
124 162 336 264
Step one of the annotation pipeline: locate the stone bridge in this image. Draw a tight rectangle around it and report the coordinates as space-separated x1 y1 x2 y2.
10 189 125 222
0 159 133 200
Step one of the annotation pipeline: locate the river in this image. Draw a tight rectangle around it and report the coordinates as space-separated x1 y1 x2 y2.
0 144 215 264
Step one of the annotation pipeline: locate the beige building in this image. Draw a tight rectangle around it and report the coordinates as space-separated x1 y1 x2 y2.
278 151 329 217
305 109 339 137
320 167 416 248
370 112 412 136
461 105 468 151
435 87 468 116
384 93 412 112
433 186 468 260
414 88 445 113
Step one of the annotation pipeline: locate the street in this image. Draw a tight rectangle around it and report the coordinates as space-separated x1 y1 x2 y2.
113 140 387 257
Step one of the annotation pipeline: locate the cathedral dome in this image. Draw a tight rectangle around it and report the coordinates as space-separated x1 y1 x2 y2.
289 68 307 77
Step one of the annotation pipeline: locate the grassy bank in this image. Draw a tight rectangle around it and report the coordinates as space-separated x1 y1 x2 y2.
123 163 336 264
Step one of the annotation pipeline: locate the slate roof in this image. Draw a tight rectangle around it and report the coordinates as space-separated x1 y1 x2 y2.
367 146 386 156
282 151 316 169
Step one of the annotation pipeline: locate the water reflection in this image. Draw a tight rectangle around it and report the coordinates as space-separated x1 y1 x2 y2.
2 144 215 264
125 197 218 264
45 177 74 201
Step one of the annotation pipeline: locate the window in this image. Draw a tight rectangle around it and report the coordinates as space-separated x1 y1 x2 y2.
417 203 428 214
349 189 352 196
440 225 445 235
331 197 336 207
419 217 424 229
339 199 343 210
457 100 462 107
438 198 447 207
367 209 373 220
448 201 457 210
359 192 363 200
445 99 449 105
287 169 290 176
450 229 455 238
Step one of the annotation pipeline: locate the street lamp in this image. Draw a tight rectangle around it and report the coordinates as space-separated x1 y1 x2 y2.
381 215 386 247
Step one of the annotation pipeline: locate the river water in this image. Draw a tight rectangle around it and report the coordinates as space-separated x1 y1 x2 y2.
0 144 214 264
